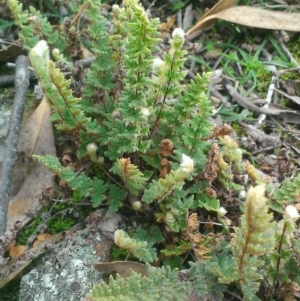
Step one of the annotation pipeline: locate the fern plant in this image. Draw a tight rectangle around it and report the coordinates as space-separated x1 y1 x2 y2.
26 0 216 236
8 0 300 300
8 0 61 50
85 184 300 301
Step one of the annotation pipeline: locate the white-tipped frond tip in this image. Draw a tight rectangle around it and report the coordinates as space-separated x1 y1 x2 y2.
32 40 49 57
180 154 194 174
172 28 185 40
284 205 300 223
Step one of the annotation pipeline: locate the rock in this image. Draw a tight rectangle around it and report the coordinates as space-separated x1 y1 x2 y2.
19 233 105 301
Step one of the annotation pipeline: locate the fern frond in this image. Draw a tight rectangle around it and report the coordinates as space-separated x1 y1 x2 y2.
84 0 115 102
230 184 275 299
102 0 161 159
272 174 300 212
142 154 194 204
90 264 188 301
29 40 101 141
8 0 59 50
34 155 108 205
171 73 214 164
110 158 146 196
8 0 37 49
114 230 157 262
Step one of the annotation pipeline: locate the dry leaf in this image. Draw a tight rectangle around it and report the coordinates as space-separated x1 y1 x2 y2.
36 233 53 241
93 261 147 278
187 0 237 37
33 233 53 247
80 43 94 59
187 5 300 37
277 110 300 125
0 232 63 288
9 245 26 259
183 4 194 31
274 87 300 106
7 97 56 230
159 15 176 32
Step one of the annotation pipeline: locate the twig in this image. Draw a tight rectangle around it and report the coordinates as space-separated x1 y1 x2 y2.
273 30 300 69
252 145 278 155
226 84 295 116
209 69 231 107
0 55 29 236
0 57 95 88
256 75 276 126
225 290 243 301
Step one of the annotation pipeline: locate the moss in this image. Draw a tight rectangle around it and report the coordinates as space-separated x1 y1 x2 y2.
47 216 75 233
256 68 271 96
17 213 43 245
287 36 300 64
110 245 137 262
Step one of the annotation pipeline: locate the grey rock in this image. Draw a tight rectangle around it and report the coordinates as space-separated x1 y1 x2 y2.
19 234 104 301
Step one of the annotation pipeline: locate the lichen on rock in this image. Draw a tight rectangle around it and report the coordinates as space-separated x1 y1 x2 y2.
19 233 104 301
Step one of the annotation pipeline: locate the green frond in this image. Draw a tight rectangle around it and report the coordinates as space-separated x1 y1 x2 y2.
34 155 108 202
209 253 241 284
272 174 300 212
110 158 147 195
8 0 37 49
8 0 59 50
114 230 157 262
107 184 125 213
102 0 160 159
90 264 188 301
229 185 276 299
142 169 187 204
84 0 115 98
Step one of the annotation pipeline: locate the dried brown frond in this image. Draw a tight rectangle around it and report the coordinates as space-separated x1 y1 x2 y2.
159 139 174 157
193 245 211 261
160 157 170 178
205 186 217 198
245 161 259 182
187 213 199 232
277 148 290 176
204 124 233 140
186 213 211 261
204 143 219 181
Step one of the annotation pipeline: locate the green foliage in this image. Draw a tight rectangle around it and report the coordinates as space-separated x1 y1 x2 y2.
142 168 189 204
114 229 158 262
111 226 164 262
47 217 75 233
8 0 60 50
110 245 134 261
133 226 165 246
16 215 43 245
272 173 300 211
230 184 275 300
89 261 227 301
107 184 124 213
161 240 192 257
34 155 108 207
83 0 115 101
90 265 189 301
110 158 147 196
28 0 215 236
10 0 300 300
0 279 20 301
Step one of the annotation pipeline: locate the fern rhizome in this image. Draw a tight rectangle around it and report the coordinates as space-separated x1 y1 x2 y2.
7 0 300 300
